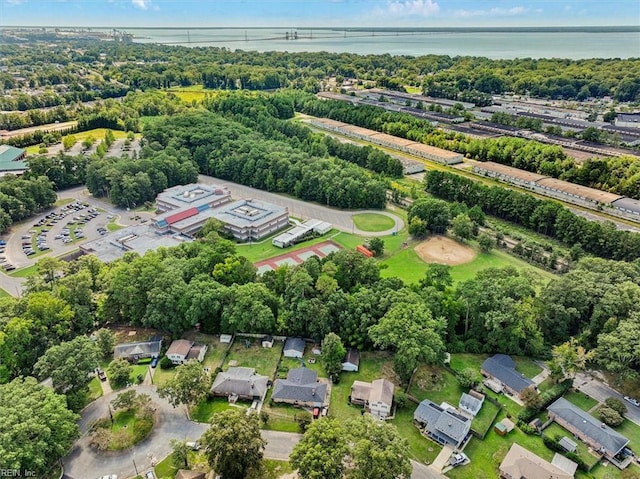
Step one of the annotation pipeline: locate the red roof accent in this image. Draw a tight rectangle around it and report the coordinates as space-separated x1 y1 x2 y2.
166 207 198 225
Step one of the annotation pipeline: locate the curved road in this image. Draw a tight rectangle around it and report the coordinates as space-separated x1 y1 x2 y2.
197 174 405 237
63 385 304 479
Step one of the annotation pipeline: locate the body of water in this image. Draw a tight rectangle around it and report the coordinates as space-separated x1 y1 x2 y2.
123 27 640 59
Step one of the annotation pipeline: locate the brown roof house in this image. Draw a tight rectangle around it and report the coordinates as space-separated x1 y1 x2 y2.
166 339 208 365
350 378 394 419
500 443 574 479
211 367 269 402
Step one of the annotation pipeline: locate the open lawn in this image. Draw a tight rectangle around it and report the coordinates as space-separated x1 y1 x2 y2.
0 288 10 298
352 213 395 232
191 398 247 423
87 377 103 403
261 388 304 433
448 413 556 479
330 351 398 421
107 220 124 232
9 264 38 278
167 84 215 103
565 390 599 412
543 422 601 470
448 247 556 284
471 399 502 437
154 450 207 479
450 353 489 374
238 232 337 263
512 356 543 379
393 407 442 464
222 338 282 377
408 364 464 405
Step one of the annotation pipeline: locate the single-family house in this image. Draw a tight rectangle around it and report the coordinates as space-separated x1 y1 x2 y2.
480 354 536 399
166 339 208 365
499 443 574 479
113 339 162 362
283 338 305 358
341 349 360 372
413 399 471 448
458 391 484 417
350 378 394 419
210 367 269 402
547 397 631 468
261 335 274 348
272 367 328 408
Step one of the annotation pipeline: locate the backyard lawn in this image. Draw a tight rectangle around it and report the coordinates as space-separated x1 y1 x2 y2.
351 213 395 232
543 422 601 470
471 399 501 437
222 338 282 377
261 388 305 433
191 398 248 423
408 364 464 405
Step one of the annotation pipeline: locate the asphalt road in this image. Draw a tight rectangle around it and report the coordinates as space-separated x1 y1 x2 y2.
574 371 640 426
197 174 404 237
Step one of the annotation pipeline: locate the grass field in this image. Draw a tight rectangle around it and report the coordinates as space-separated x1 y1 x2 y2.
471 399 502 437
260 388 305 433
0 288 10 298
408 364 464 405
237 231 338 263
564 390 598 412
352 213 395 232
543 422 601 470
154 450 206 479
167 84 215 103
9 264 38 278
191 398 247 423
222 338 282 377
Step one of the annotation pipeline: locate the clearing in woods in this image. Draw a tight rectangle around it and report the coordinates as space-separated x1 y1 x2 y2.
414 235 476 266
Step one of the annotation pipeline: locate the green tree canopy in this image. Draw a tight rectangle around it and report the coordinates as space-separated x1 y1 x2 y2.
158 359 210 409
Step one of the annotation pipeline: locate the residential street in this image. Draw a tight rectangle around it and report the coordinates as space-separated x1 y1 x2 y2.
574 371 640 426
63 384 445 479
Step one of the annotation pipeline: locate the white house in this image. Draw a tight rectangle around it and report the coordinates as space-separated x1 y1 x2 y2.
166 339 208 365
350 378 394 420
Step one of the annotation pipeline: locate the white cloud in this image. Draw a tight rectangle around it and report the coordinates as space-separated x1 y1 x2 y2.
453 6 529 18
131 0 150 9
386 0 440 17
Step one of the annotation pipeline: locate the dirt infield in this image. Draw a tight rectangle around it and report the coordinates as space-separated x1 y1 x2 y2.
414 236 476 266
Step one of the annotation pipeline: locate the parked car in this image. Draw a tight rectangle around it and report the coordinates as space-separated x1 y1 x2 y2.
96 368 107 381
624 396 640 407
150 356 159 368
145 471 156 479
186 441 201 451
99 475 118 479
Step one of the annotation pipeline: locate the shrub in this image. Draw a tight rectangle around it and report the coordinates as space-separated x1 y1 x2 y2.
457 368 482 388
159 356 174 369
295 411 312 433
598 407 624 427
604 397 627 415
395 390 407 409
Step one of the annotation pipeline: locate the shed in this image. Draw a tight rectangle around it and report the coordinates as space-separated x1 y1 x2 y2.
220 334 233 344
494 418 515 436
261 335 274 348
552 453 579 476
341 349 360 372
559 436 578 453
283 337 305 358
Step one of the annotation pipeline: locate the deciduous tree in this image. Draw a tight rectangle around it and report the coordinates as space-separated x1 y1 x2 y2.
320 332 346 381
201 409 265 479
158 359 210 410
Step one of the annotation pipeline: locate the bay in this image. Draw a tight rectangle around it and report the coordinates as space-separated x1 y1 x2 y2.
121 27 640 59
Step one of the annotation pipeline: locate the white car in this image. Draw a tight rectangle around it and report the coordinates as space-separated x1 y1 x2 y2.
624 396 640 407
145 471 156 479
99 475 118 479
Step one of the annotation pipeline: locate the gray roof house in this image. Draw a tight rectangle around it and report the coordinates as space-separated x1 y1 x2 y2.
272 367 328 408
547 398 630 466
283 338 306 358
458 392 484 417
210 367 269 401
414 399 471 448
480 354 535 398
113 340 162 361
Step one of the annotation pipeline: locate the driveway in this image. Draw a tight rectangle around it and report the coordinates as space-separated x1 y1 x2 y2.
198 174 404 237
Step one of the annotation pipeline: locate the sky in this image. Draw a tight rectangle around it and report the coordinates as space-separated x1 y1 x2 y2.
0 0 638 28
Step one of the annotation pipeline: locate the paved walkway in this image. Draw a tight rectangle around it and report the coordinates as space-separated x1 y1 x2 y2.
531 368 550 386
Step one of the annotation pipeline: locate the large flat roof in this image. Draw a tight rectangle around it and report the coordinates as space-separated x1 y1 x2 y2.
211 199 287 228
156 183 229 209
474 161 549 183
536 177 622 204
80 225 191 262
